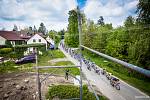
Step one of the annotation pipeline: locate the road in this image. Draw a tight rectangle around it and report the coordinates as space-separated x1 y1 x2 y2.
59 45 149 100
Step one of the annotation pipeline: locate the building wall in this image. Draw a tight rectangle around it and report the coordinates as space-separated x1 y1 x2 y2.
0 36 6 45
27 34 47 52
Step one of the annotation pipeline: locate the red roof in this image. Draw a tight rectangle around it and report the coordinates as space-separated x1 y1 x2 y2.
0 31 24 41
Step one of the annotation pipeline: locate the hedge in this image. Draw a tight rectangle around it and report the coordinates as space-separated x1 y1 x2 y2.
46 85 107 100
0 48 12 54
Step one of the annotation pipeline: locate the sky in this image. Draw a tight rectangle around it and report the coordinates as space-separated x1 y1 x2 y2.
0 0 138 31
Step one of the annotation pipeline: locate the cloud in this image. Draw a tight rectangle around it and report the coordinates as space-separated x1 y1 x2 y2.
0 0 77 31
0 0 138 30
125 0 138 10
83 0 138 27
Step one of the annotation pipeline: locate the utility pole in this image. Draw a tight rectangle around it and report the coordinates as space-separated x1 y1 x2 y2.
36 48 42 100
77 6 83 100
53 32 56 50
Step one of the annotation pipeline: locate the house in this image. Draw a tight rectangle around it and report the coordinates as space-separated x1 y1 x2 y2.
46 36 55 49
27 33 47 52
0 31 25 47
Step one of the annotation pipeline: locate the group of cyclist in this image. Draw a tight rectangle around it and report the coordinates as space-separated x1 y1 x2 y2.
60 42 120 90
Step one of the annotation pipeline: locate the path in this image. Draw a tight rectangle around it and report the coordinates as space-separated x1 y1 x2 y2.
48 58 69 65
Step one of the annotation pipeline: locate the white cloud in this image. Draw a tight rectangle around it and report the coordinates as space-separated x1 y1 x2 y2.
125 0 138 10
83 0 138 27
0 0 138 30
0 0 77 31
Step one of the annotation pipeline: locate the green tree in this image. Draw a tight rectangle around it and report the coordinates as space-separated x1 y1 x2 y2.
5 40 12 48
124 16 135 28
65 9 79 47
92 24 112 52
136 0 150 25
13 24 18 31
33 25 37 34
97 16 104 25
48 30 61 49
83 19 96 48
58 29 65 39
127 27 150 68
1 27 5 31
28 26 33 35
105 28 129 60
38 22 46 35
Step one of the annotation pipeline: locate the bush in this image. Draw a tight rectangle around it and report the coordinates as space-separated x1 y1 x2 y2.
46 85 104 100
5 40 12 48
0 61 18 73
0 48 12 54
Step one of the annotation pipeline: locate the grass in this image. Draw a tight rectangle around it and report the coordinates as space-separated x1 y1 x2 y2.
0 61 19 73
38 50 65 66
46 85 108 100
0 49 79 76
39 61 79 75
82 50 150 96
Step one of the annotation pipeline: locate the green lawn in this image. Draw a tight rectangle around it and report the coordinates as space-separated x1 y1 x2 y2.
0 50 79 76
39 61 79 75
82 50 150 96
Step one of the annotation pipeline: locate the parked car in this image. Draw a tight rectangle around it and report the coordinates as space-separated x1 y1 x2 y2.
15 54 36 64
49 44 54 50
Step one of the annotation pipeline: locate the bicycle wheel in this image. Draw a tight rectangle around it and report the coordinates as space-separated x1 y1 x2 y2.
115 84 120 90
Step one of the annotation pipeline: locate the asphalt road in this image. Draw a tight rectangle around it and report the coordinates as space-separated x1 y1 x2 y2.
59 45 149 100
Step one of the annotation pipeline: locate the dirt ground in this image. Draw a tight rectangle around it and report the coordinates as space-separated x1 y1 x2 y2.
0 72 74 100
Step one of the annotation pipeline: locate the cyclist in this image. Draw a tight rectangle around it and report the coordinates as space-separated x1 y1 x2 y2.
101 68 106 75
65 69 69 80
111 76 119 86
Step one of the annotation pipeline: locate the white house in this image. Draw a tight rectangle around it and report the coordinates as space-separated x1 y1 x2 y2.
27 33 47 52
0 35 6 45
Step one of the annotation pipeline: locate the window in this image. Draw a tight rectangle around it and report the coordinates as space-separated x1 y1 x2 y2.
33 39 36 42
39 39 41 42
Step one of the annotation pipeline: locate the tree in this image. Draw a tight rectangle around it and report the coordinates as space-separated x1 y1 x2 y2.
124 16 135 28
105 28 129 60
1 27 5 31
28 26 33 35
59 29 65 39
136 0 150 25
5 40 12 48
65 9 79 47
84 20 96 47
92 24 112 52
33 25 37 34
38 22 46 34
97 16 104 25
13 24 18 31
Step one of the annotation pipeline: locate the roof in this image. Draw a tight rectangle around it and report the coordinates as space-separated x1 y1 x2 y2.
37 33 46 38
19 33 31 39
28 33 46 40
0 31 24 41
27 33 47 43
